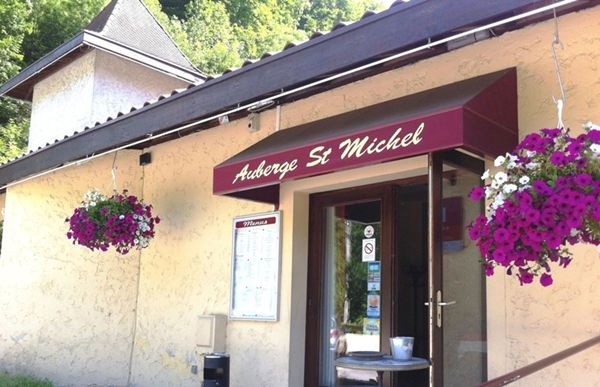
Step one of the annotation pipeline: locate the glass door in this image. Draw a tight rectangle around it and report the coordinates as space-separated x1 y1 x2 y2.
429 151 487 386
306 181 431 387
306 185 394 387
320 200 382 386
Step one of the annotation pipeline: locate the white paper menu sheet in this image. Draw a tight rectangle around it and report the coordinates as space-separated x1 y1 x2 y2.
230 211 281 321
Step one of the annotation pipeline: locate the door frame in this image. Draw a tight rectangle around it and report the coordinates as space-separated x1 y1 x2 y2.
304 176 428 386
303 150 484 387
304 183 394 386
428 150 485 386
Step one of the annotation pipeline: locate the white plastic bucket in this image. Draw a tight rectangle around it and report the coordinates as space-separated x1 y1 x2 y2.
390 336 414 360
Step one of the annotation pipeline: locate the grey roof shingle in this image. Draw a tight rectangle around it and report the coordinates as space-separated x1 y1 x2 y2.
85 0 196 72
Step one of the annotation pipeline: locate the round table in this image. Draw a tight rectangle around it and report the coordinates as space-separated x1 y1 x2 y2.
335 356 430 387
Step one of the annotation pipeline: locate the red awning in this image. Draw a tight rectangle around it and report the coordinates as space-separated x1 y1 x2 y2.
214 68 517 204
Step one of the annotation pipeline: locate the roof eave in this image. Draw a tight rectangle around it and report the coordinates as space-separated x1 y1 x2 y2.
82 31 206 83
0 32 86 101
0 31 205 102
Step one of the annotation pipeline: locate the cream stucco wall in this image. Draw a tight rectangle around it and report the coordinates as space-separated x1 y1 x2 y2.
0 151 142 385
127 118 272 386
28 50 188 151
90 50 189 128
1 5 599 387
29 51 96 151
0 193 6 220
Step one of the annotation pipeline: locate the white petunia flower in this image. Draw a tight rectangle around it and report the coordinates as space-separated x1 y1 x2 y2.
519 176 530 185
585 121 600 131
525 150 536 158
119 215 125 220
491 194 505 210
481 169 490 180
494 155 506 167
485 187 493 198
591 143 600 154
506 153 518 162
503 184 518 194
506 161 517 169
491 180 501 190
494 172 508 184
526 162 538 170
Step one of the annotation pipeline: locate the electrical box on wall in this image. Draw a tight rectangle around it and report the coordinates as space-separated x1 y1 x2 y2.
195 314 227 353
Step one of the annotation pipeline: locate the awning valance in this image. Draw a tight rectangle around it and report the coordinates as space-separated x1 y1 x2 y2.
214 68 517 204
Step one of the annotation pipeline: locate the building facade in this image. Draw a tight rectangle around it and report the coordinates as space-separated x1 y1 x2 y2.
0 1 599 386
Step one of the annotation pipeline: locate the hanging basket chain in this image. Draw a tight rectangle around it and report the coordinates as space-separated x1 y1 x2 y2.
551 8 566 129
111 151 118 194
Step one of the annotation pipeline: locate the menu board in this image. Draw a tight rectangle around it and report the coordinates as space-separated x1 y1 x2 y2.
229 211 281 321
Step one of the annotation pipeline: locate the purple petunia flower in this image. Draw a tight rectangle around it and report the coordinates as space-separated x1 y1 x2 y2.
518 269 534 285
469 186 485 201
541 128 561 138
540 273 553 287
575 173 592 187
550 151 567 166
588 129 600 143
575 158 588 169
492 249 508 266
567 141 584 156
493 228 510 244
533 180 553 196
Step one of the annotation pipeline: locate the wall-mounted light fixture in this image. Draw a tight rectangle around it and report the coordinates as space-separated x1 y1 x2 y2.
139 152 152 166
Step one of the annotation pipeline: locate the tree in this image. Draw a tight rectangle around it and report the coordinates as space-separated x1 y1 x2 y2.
21 0 107 65
0 0 107 163
299 0 384 33
0 0 32 163
182 0 241 74
222 0 307 60
157 0 188 19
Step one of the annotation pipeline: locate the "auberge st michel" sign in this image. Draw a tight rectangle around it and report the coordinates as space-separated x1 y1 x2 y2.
213 112 461 196
233 123 424 185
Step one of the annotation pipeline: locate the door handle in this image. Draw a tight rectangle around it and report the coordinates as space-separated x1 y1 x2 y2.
424 300 456 306
429 290 455 327
438 301 456 306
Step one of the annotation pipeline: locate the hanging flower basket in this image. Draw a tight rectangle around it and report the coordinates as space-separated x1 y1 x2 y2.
467 123 600 286
66 190 160 255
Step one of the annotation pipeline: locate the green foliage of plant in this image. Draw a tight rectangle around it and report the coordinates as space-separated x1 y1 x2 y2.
181 0 242 74
0 0 106 163
333 217 381 334
0 373 53 387
298 0 384 33
21 0 107 65
0 100 29 163
0 0 33 163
